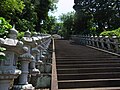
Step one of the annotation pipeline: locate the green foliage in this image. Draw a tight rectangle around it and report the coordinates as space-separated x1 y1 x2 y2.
0 17 12 37
0 47 6 51
89 27 97 35
0 0 57 33
0 0 25 19
0 47 6 61
59 12 75 39
18 31 24 40
1 0 24 12
100 28 120 37
16 19 36 32
74 0 120 34
41 16 57 34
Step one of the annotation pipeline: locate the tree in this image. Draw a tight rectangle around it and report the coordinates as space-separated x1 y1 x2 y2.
0 0 25 21
73 0 120 34
0 0 57 33
59 12 75 39
41 16 57 34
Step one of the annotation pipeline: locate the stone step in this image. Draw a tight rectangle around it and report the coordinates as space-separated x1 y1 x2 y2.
57 63 120 69
57 72 120 80
56 55 117 59
58 87 120 90
57 67 120 74
56 58 120 61
55 40 120 89
58 78 120 89
57 60 120 64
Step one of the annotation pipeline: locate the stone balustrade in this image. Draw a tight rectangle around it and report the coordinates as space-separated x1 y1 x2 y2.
71 35 120 53
0 26 52 90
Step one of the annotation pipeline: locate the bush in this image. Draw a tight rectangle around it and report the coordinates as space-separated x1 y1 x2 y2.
100 28 120 37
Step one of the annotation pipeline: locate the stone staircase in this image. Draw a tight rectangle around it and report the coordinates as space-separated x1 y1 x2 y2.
55 40 120 89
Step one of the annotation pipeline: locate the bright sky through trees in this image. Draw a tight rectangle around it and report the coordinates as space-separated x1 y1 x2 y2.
50 0 75 18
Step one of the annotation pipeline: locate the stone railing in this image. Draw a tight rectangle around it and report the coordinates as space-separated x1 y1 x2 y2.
71 35 120 54
0 26 52 90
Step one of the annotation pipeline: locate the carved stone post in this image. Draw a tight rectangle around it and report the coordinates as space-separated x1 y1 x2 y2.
30 47 40 76
14 30 36 90
99 36 105 49
33 32 43 64
0 27 24 90
30 32 40 76
93 35 98 47
88 35 92 45
112 36 120 53
91 35 95 46
105 36 112 50
85 35 89 45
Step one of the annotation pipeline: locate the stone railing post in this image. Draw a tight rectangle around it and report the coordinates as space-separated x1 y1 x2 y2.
99 36 105 49
94 35 100 48
112 36 120 53
87 35 92 45
85 35 90 45
0 26 24 90
91 35 95 46
104 36 112 51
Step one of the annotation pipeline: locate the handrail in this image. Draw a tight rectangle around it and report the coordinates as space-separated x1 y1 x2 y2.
51 38 58 90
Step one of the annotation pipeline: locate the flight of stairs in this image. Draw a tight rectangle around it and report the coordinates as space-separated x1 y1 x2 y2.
55 40 120 89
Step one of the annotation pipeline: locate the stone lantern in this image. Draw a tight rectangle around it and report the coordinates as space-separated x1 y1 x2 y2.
37 34 46 61
30 47 40 76
0 26 24 90
29 32 40 76
22 30 39 74
32 32 43 64
14 30 38 90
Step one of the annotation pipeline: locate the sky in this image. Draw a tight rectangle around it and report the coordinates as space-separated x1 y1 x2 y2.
50 0 75 18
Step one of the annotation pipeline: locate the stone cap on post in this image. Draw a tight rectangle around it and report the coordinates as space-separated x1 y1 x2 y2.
19 46 34 62
37 33 42 40
32 32 45 50
32 32 39 43
22 30 37 48
0 26 25 55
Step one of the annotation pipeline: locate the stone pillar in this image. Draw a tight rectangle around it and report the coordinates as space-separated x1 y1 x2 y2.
14 30 35 90
112 36 120 53
19 59 29 84
18 47 34 86
95 36 100 48
85 35 89 45
99 36 105 49
91 35 95 46
88 35 91 45
0 26 24 90
105 36 112 50
30 47 40 76
30 32 41 76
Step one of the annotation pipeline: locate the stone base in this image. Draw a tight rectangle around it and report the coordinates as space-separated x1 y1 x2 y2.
14 84 35 90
